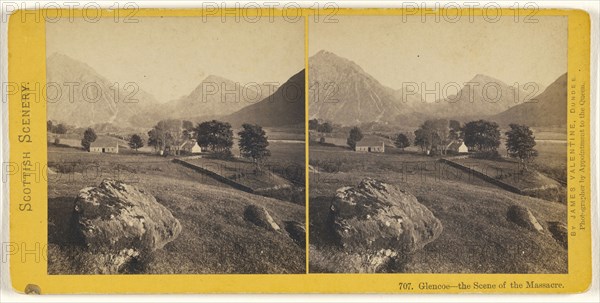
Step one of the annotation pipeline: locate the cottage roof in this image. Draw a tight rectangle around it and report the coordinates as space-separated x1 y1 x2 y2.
447 140 466 151
90 137 119 148
355 137 384 147
180 140 199 150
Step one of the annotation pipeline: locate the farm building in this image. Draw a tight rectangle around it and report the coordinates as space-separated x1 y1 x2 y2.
355 138 385 153
180 139 202 155
446 140 469 154
89 138 119 153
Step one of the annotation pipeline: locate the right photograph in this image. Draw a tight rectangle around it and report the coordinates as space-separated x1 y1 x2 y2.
308 15 568 274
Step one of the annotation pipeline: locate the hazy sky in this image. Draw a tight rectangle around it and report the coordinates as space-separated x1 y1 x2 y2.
309 15 567 88
46 17 304 102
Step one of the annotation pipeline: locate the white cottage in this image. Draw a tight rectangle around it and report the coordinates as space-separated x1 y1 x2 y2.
180 139 202 155
89 138 119 153
446 140 469 154
355 138 385 153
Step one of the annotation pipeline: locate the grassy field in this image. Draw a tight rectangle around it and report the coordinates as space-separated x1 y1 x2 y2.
309 143 567 273
184 157 292 191
47 144 305 274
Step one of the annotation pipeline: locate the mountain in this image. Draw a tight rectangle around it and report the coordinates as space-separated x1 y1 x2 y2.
307 50 549 126
223 70 305 128
491 73 567 127
308 50 422 126
423 74 536 119
46 53 159 128
163 75 272 120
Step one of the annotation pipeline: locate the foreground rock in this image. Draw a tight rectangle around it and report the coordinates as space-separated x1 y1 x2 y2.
548 221 568 248
284 221 306 247
507 205 543 232
72 179 182 273
328 178 443 272
244 205 280 231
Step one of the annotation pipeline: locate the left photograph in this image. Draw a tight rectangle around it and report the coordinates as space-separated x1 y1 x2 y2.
46 16 306 274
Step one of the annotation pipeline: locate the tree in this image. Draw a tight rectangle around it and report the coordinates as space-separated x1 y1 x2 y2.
394 133 410 151
318 122 333 133
463 120 501 152
128 134 144 151
54 124 68 134
147 128 161 152
505 123 538 170
449 120 461 132
47 121 68 134
309 119 319 130
347 126 363 149
182 120 194 131
81 128 97 151
195 120 234 153
449 120 462 140
413 128 429 152
238 124 271 166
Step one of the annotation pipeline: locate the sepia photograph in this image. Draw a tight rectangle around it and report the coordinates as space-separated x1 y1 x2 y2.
308 15 569 273
45 16 306 274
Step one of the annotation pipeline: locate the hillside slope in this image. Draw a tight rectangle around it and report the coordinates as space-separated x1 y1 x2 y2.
47 53 159 127
224 70 305 128
491 73 567 127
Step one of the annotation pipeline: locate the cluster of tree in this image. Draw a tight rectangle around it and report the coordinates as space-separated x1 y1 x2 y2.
413 119 459 155
309 119 333 133
463 120 501 152
195 120 234 154
411 118 538 164
147 118 271 163
147 119 191 155
47 120 68 134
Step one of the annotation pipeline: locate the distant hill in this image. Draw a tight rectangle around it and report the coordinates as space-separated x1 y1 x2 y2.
308 50 423 126
162 75 273 120
491 73 567 127
47 53 159 128
47 53 298 130
223 70 305 128
427 74 538 119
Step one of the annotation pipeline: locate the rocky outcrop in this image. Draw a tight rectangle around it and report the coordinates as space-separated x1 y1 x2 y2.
72 179 181 273
507 205 543 232
243 205 280 231
328 178 443 272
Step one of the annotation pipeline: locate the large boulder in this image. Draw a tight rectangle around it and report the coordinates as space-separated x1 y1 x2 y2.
507 205 543 232
72 179 181 272
243 205 280 231
328 178 443 271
